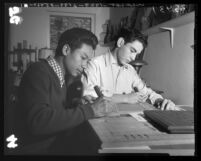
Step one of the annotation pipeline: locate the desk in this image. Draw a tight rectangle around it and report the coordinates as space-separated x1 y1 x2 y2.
88 103 195 156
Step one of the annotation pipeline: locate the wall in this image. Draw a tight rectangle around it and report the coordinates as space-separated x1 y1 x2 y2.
109 7 133 25
9 7 110 56
9 7 134 56
140 23 194 106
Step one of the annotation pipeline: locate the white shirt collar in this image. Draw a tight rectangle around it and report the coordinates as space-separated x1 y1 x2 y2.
105 50 129 69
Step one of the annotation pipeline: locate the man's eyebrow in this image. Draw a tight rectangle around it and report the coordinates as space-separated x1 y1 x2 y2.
83 52 89 59
130 46 137 52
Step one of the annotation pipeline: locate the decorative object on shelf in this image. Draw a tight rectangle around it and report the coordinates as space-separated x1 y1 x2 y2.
130 7 139 30
99 20 109 45
140 7 153 31
48 11 95 50
8 41 38 74
120 16 130 30
151 4 194 28
101 16 132 46
151 5 173 26
13 71 22 87
159 27 175 48
104 21 119 44
128 4 195 32
171 4 190 18
104 20 111 44
142 11 194 36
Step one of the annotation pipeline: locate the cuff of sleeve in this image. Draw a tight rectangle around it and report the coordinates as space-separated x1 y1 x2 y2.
79 104 95 120
83 89 98 98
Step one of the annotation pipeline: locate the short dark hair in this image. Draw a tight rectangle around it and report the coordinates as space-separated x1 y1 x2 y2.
113 28 148 49
55 28 98 56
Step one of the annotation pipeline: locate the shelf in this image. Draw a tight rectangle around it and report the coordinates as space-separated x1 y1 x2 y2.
99 11 195 48
142 11 195 36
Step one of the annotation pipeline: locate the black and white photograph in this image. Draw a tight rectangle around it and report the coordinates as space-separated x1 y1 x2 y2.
4 3 196 157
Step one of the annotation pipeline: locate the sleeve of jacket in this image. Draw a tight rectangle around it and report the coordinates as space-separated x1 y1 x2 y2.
19 63 94 136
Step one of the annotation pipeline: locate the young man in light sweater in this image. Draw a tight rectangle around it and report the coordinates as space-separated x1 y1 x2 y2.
81 28 179 111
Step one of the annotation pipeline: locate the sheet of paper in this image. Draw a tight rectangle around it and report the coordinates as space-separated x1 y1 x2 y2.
103 146 151 150
175 105 187 111
129 111 147 122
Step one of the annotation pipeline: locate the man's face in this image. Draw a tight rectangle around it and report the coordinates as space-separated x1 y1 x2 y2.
117 40 144 65
64 43 94 77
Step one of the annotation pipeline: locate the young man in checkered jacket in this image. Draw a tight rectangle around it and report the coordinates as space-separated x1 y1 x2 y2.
13 28 116 155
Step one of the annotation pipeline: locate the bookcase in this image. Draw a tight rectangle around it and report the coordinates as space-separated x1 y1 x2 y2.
8 41 54 87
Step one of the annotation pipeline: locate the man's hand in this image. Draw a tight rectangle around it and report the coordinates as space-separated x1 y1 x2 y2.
154 98 182 110
125 92 148 104
81 95 96 104
91 96 118 117
99 87 113 97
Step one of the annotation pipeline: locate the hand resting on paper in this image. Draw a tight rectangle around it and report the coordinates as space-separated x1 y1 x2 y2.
89 96 119 117
98 87 149 104
154 98 183 111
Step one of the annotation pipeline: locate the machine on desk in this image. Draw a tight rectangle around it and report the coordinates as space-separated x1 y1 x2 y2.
88 103 195 155
144 110 194 134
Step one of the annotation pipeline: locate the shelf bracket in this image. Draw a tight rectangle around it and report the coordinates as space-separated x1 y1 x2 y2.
159 27 175 48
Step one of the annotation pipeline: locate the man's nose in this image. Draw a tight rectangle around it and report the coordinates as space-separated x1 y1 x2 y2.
131 54 136 61
81 61 88 69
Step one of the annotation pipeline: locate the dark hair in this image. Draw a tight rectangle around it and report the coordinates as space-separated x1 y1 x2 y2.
113 28 148 50
55 27 98 56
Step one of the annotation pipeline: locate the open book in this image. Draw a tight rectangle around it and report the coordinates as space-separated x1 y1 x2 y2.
106 102 188 117
106 102 156 117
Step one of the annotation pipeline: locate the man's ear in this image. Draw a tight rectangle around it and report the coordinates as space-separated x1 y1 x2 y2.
117 37 125 47
62 44 71 56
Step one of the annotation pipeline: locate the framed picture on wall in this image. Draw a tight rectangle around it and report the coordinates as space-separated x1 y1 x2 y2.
47 11 95 50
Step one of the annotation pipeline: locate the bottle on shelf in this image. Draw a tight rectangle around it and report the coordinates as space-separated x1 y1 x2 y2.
35 47 38 62
104 20 112 44
13 46 18 67
30 48 36 63
8 48 14 71
21 50 27 73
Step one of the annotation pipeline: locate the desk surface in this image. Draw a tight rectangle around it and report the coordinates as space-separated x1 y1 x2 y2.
88 103 195 156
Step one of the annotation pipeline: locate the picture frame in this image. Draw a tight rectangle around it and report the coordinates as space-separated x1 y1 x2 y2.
47 11 95 50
